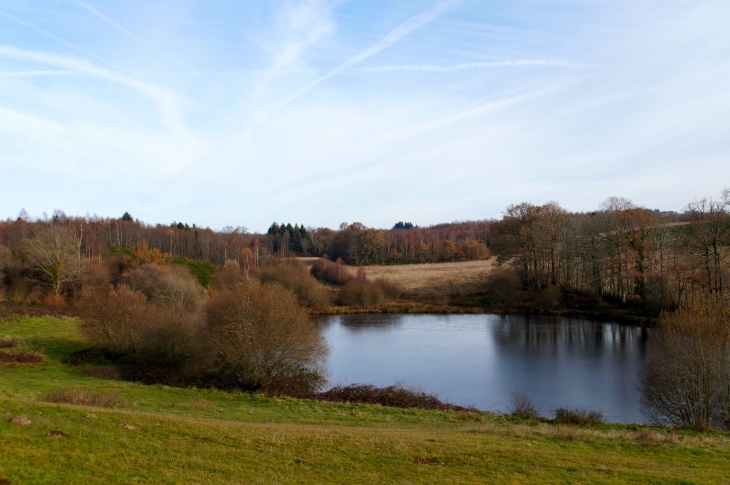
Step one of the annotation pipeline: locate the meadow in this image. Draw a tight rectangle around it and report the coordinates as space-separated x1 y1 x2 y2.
1 312 729 484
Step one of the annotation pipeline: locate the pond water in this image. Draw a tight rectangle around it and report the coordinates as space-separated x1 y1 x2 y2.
316 314 652 423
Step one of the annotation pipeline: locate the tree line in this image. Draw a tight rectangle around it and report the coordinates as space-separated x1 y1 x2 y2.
491 191 729 309
0 212 491 268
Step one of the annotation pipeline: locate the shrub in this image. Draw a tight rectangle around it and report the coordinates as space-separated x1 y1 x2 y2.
310 258 351 286
318 384 471 412
211 263 247 290
121 264 204 312
257 260 332 309
43 388 120 407
508 389 540 419
336 277 401 307
79 284 149 354
553 406 604 425
201 281 329 391
639 298 730 430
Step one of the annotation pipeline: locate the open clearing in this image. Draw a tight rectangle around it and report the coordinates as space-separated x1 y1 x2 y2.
1 313 729 484
301 258 497 297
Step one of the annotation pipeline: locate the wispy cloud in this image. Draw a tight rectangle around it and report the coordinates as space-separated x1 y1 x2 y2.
359 60 595 73
273 0 462 111
0 44 188 134
0 70 74 77
71 0 232 96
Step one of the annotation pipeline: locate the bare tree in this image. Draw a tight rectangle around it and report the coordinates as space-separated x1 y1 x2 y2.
24 226 82 295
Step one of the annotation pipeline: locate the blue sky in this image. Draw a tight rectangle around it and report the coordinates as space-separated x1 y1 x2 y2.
1 0 728 231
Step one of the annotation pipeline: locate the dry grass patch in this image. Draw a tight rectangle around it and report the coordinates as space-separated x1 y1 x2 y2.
361 259 497 297
0 349 45 364
43 388 121 408
0 336 20 348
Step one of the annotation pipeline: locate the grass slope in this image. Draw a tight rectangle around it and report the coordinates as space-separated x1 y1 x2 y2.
1 315 729 484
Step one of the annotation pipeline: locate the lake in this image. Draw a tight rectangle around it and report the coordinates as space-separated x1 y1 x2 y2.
316 313 652 423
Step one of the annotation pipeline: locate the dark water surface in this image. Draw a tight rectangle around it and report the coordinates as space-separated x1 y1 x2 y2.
316 314 652 423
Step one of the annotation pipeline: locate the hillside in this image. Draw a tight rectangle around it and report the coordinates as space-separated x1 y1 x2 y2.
0 312 729 484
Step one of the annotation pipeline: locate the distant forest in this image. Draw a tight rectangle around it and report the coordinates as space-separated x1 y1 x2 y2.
1 187 728 310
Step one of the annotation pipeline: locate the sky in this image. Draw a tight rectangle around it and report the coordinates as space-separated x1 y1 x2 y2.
1 0 728 232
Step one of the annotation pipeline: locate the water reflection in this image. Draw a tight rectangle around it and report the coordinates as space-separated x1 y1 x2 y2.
316 314 652 423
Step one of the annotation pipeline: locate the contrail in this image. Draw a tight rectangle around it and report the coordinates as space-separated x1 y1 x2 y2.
0 70 74 77
273 0 462 112
72 0 233 96
360 60 594 73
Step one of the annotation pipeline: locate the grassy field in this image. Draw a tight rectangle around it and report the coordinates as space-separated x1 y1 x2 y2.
300 258 497 300
1 313 729 484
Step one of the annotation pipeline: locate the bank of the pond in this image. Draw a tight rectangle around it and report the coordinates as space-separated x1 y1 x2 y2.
1 315 729 484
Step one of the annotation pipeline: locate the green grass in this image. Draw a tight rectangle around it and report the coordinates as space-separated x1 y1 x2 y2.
1 315 729 484
172 257 217 287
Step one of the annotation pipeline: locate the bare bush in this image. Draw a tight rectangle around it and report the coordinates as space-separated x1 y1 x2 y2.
257 259 332 309
336 277 401 307
201 281 329 391
310 258 351 285
640 298 730 430
553 406 604 425
43 388 120 407
211 263 246 290
508 389 540 419
80 285 149 354
121 264 204 312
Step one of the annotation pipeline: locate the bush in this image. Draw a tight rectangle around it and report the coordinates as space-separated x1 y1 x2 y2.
121 264 204 312
310 258 351 286
318 384 471 411
639 298 730 430
79 285 149 354
211 263 247 290
508 389 540 419
258 260 332 309
201 281 329 391
553 406 604 426
336 277 402 307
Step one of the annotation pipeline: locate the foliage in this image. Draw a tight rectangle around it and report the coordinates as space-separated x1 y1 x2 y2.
123 238 166 269
172 256 216 287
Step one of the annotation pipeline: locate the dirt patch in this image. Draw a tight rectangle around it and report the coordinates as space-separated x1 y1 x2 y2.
119 423 135 430
46 430 69 438
0 349 45 364
9 415 32 426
